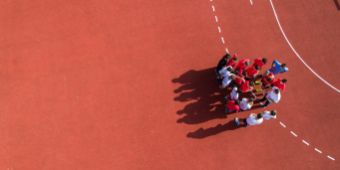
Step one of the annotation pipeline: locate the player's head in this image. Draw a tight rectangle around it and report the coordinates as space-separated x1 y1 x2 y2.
270 110 277 116
282 63 287 68
226 66 233 72
224 53 231 59
262 58 267 64
245 60 250 66
233 86 238 91
256 113 263 119
249 81 255 86
282 78 287 83
274 89 280 94
254 65 260 70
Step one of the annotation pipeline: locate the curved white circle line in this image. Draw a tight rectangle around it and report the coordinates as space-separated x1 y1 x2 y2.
269 0 340 93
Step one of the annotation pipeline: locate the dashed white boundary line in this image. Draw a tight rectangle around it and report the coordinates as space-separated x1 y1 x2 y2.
302 140 310 146
269 0 340 93
279 121 286 128
328 156 336 161
314 148 323 154
278 121 335 161
214 15 219 22
249 0 254 6
290 131 298 137
209 0 229 53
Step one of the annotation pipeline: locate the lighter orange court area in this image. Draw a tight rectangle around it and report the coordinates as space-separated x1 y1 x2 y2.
0 0 339 169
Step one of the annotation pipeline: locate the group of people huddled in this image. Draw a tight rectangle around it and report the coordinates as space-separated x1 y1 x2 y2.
215 52 288 127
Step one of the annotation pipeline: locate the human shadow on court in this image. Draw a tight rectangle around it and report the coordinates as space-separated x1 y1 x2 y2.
173 67 263 125
187 120 244 139
172 67 227 124
173 67 266 138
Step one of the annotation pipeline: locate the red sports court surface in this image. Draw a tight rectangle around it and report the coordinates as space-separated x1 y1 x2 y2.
0 0 339 169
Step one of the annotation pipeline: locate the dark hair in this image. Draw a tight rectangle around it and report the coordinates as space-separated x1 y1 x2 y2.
281 63 286 68
224 53 231 59
270 110 277 116
254 65 259 70
262 58 267 64
274 89 279 94
282 79 287 83
227 66 233 72
249 81 255 86
256 113 263 119
245 61 250 66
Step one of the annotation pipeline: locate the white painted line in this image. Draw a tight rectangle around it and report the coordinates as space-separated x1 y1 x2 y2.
302 140 310 146
327 155 335 161
250 0 254 5
217 26 222 33
290 131 298 137
269 0 340 93
214 15 219 22
221 37 225 44
210 0 213 2
225 48 229 53
212 5 215 12
314 148 322 154
279 121 286 128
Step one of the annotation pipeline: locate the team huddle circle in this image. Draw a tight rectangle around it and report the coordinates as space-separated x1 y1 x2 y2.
215 53 288 127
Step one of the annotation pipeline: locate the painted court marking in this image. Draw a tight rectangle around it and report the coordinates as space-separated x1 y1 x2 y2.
209 0 229 53
206 0 335 162
249 0 254 6
278 120 335 161
217 26 222 33
302 140 310 146
279 121 286 128
269 0 340 93
290 131 298 137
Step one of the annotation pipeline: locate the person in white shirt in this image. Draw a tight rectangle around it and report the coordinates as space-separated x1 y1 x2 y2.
263 110 277 120
219 66 235 89
230 87 239 101
259 86 281 107
234 113 263 127
239 97 254 111
234 110 278 127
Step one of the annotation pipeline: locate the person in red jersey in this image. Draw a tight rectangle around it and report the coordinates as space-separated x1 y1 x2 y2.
271 78 287 91
225 100 240 114
226 53 238 68
245 65 260 80
232 74 245 87
261 72 275 89
252 57 267 70
240 80 254 93
235 58 250 75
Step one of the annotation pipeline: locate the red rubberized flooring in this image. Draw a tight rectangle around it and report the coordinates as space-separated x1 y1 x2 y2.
0 0 339 169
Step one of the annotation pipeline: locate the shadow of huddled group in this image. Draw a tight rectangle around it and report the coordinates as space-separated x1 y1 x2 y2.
172 67 244 138
173 53 287 139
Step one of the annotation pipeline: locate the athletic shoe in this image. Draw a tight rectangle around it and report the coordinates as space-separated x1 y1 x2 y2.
234 118 240 126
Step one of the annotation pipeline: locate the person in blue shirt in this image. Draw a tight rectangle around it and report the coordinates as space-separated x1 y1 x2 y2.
268 59 288 75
